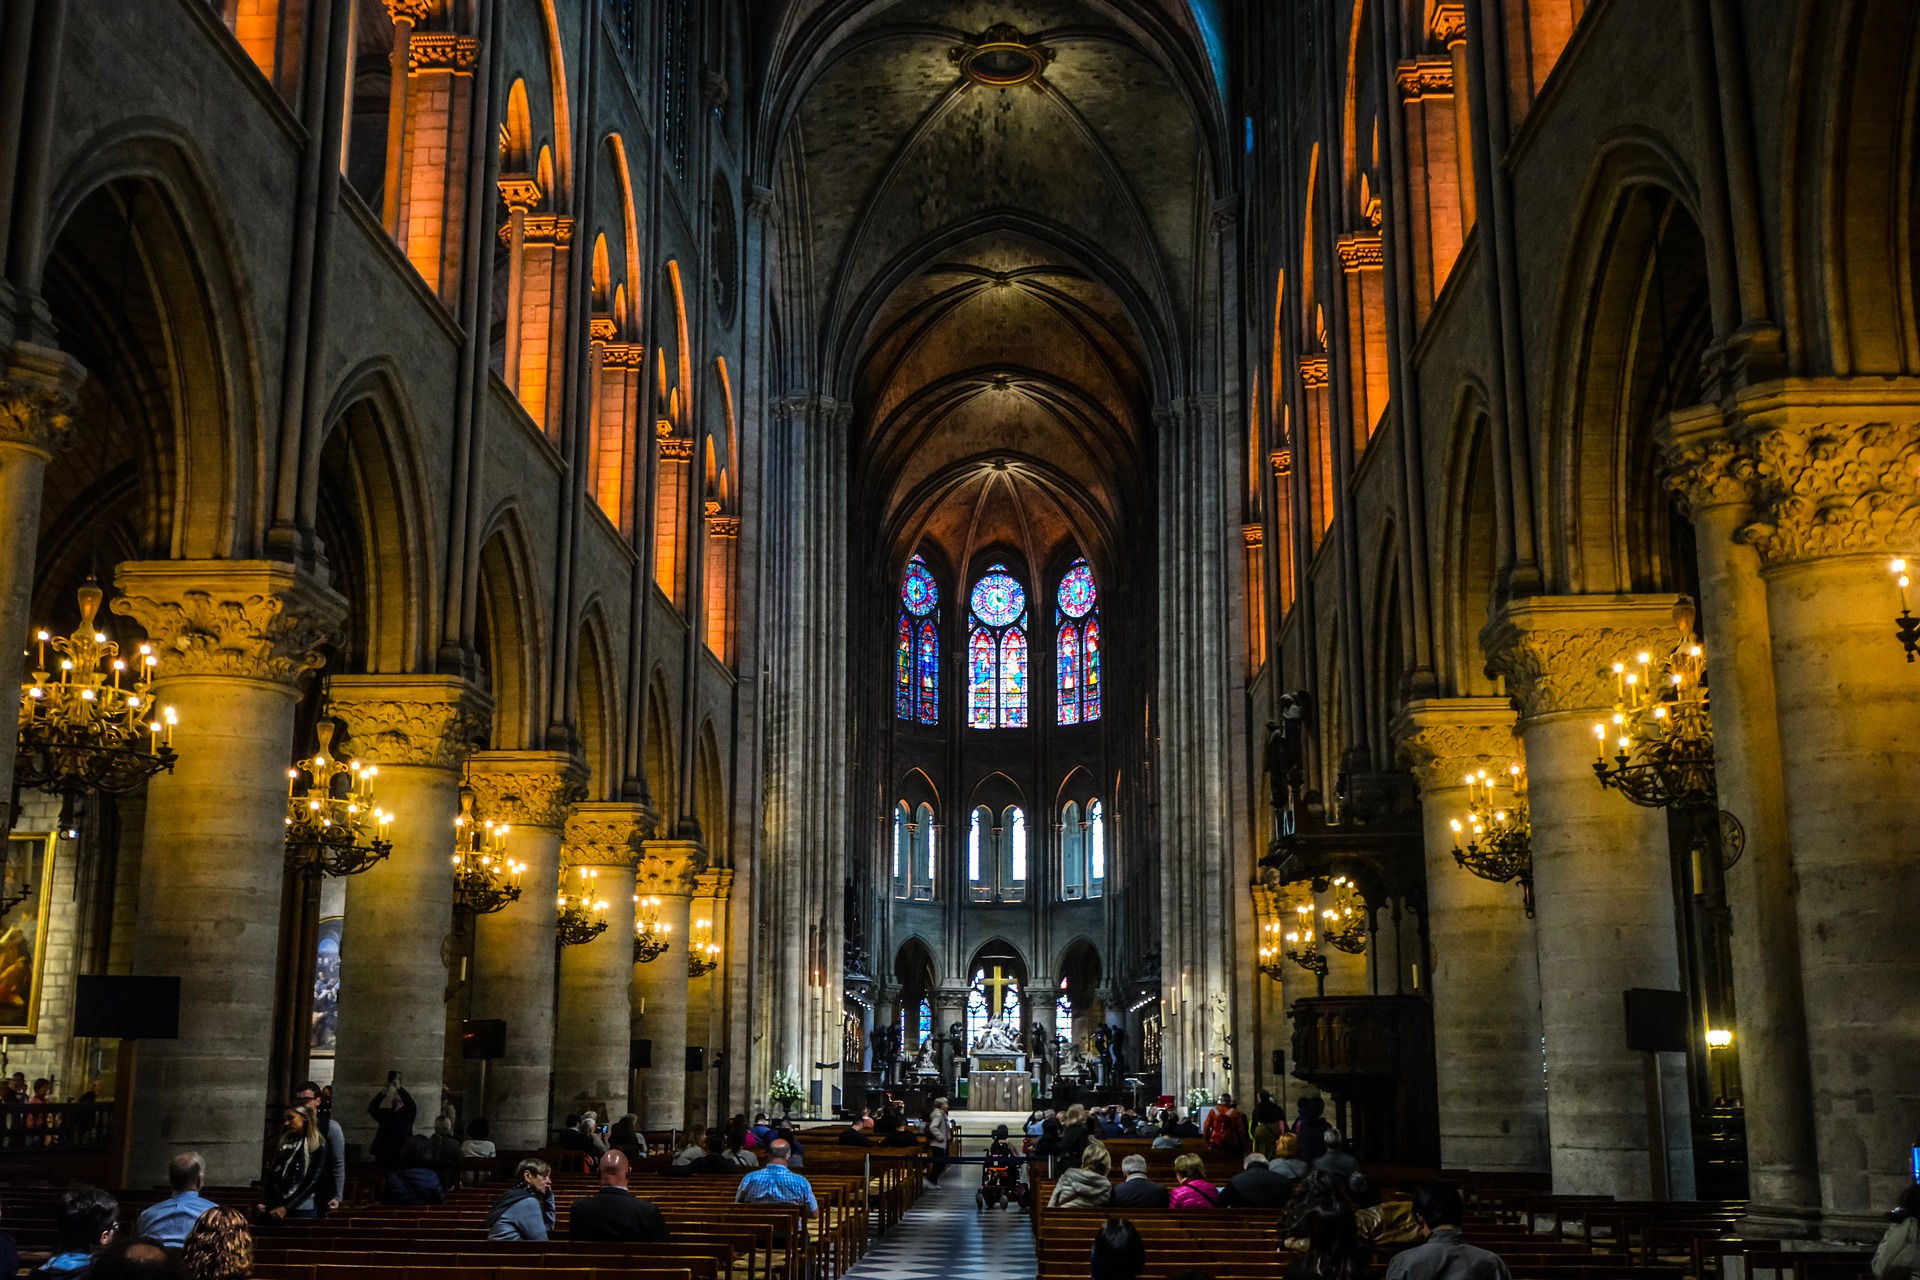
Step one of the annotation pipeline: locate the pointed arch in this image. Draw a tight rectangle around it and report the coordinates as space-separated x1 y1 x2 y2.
575 600 620 800
643 666 676 823
695 720 727 866
474 508 545 749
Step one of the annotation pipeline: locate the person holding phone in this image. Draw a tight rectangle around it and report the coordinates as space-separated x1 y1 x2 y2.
366 1071 417 1168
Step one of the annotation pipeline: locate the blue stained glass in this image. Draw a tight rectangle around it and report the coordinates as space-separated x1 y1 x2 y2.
902 556 939 616
1084 616 1101 721
1001 626 1027 727
969 626 996 728
895 615 912 719
916 620 939 724
1058 620 1080 725
971 565 1025 627
1058 560 1097 618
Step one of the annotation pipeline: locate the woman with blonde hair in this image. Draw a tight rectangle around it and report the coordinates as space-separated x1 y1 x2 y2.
1168 1152 1224 1209
1048 1139 1113 1208
256 1104 326 1220
182 1205 252 1280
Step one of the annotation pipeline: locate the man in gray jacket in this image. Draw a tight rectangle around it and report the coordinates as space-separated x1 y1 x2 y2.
1383 1183 1512 1280
487 1159 556 1241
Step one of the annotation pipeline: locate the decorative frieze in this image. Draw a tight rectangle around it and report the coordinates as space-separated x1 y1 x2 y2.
111 560 346 689
326 675 492 771
1480 595 1688 723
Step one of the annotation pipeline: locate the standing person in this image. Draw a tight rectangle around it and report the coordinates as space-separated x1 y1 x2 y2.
568 1150 670 1241
927 1098 953 1186
258 1105 326 1221
1057 1104 1092 1170
134 1154 219 1249
1169 1153 1224 1209
27 1186 116 1279
365 1073 417 1168
1090 1217 1146 1280
1292 1096 1330 1163
486 1159 556 1242
1205 1094 1248 1158
1874 1184 1920 1280
178 1207 251 1280
1252 1090 1287 1158
293 1082 345 1213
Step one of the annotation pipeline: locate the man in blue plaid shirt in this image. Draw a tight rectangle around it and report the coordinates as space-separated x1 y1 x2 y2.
735 1138 819 1217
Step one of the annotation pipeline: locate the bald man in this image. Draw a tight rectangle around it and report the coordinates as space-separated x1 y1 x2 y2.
566 1149 670 1242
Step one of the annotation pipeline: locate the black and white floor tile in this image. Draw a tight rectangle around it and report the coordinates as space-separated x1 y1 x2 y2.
846 1127 1038 1280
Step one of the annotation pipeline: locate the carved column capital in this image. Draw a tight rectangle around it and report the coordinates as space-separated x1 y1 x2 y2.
1391 697 1520 794
1480 595 1689 723
636 838 707 895
1657 403 1755 520
1729 380 1920 567
326 674 492 770
111 560 346 689
466 750 587 830
0 342 86 457
694 867 734 901
384 0 433 25
563 802 647 869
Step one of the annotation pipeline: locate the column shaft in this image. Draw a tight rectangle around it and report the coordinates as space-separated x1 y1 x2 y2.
630 838 702 1129
553 802 644 1121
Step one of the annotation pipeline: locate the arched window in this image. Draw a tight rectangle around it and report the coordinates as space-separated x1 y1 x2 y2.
1088 798 1106 898
1006 806 1027 901
895 801 935 901
1056 559 1101 723
896 556 939 724
1061 800 1085 900
917 998 933 1048
968 806 989 897
1056 977 1073 1037
892 802 907 896
967 967 1023 1046
967 803 1025 902
968 564 1028 728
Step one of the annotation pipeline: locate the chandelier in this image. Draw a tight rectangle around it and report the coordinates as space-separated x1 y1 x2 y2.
1256 919 1287 981
687 916 719 977
451 787 522 917
1450 764 1535 916
633 893 671 963
16 582 177 836
1893 559 1920 661
556 867 609 946
283 718 392 877
1282 900 1327 976
1593 618 1715 809
1321 875 1368 954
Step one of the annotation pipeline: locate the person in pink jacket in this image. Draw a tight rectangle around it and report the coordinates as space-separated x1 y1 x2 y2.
1168 1152 1225 1209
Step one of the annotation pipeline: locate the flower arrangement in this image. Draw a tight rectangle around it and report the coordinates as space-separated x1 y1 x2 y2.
770 1066 805 1114
1185 1086 1215 1111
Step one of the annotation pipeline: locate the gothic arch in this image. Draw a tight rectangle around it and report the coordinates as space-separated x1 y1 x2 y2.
1439 389 1502 696
575 600 620 799
644 666 677 823
695 720 727 866
474 507 544 749
899 766 939 812
1053 764 1098 809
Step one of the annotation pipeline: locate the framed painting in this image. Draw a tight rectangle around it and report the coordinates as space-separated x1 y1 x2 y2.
0 834 54 1036
310 916 342 1056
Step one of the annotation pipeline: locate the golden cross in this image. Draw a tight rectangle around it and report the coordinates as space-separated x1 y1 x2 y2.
983 966 1013 1015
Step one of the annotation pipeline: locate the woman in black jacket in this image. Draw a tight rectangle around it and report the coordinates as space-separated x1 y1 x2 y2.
258 1105 327 1219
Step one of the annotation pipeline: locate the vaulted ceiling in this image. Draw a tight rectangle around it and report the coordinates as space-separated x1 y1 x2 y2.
758 0 1225 576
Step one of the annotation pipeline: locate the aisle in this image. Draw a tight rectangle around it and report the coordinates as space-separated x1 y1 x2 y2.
844 1129 1037 1280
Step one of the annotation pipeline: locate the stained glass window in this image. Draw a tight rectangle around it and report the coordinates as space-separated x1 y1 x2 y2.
915 802 936 897
1009 807 1027 885
968 564 1028 728
896 555 939 725
1056 559 1101 724
917 999 933 1048
1088 798 1105 897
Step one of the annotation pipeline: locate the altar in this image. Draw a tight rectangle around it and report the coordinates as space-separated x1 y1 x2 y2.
968 1068 1030 1110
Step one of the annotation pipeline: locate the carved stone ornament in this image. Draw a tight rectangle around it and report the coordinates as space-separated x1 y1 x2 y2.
636 838 707 896
521 214 573 247
1480 595 1688 723
384 0 433 25
1336 232 1385 270
466 751 588 829
1428 2 1468 45
1396 57 1453 101
408 33 479 73
1730 394 1920 566
111 560 346 688
326 675 493 770
0 342 85 456
563 802 646 869
1392 698 1520 795
659 437 694 461
1657 404 1754 520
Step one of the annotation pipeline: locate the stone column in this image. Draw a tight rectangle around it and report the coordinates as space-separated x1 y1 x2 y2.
326 676 491 1148
1395 697 1548 1173
935 986 971 1093
465 750 584 1148
630 838 703 1128
0 342 81 828
1731 387 1920 1237
684 868 732 1129
554 803 643 1121
112 560 345 1186
1658 406 1820 1231
1484 596 1694 1199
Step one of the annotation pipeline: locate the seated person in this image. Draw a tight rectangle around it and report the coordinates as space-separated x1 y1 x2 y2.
1168 1153 1224 1209
486 1159 555 1241
568 1151 670 1242
1109 1154 1171 1209
29 1186 117 1280
382 1135 447 1205
690 1129 742 1175
1270 1132 1309 1180
735 1139 818 1242
1221 1152 1294 1209
460 1118 497 1159
134 1152 218 1250
838 1116 875 1146
1049 1143 1114 1208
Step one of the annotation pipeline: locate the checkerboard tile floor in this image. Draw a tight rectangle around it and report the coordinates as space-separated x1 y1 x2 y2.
844 1137 1037 1280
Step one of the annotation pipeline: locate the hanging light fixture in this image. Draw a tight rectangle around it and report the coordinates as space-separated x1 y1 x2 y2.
283 718 393 877
1450 764 1535 916
687 916 720 977
16 582 177 837
1892 559 1920 661
1321 875 1369 954
556 867 609 946
1593 616 1715 809
634 894 672 962
452 786 523 917
1256 919 1287 982
1283 900 1327 976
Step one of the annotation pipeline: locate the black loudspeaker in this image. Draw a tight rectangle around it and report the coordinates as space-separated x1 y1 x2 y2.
686 1046 705 1072
631 1038 653 1069
461 1019 507 1060
74 975 180 1040
1623 988 1688 1053
1272 1050 1286 1075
